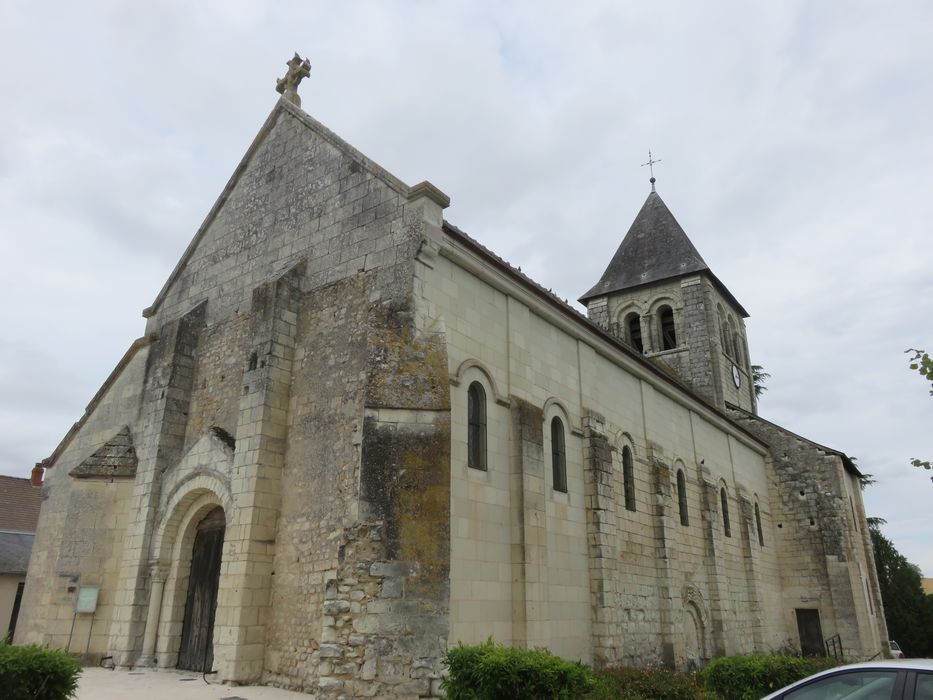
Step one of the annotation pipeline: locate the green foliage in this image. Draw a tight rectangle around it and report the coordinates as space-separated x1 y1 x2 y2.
441 640 606 699
869 520 933 657
0 641 81 700
698 654 837 700
595 665 704 700
905 349 932 479
751 365 770 399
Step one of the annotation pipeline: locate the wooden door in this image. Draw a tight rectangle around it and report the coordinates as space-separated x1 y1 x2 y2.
795 608 825 657
177 507 225 672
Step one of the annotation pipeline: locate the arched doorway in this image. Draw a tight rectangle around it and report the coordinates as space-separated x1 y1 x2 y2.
683 603 706 671
177 506 225 672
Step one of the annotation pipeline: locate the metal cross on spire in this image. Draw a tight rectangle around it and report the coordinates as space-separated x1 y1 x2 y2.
641 150 662 192
276 52 311 108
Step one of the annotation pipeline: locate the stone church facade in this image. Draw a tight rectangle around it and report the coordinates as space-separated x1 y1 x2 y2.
17 68 887 698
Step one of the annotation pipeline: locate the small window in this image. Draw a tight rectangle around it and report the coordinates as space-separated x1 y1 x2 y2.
467 382 487 470
659 306 677 350
677 469 689 526
755 502 764 546
626 313 644 353
622 446 636 512
721 487 731 537
551 417 567 493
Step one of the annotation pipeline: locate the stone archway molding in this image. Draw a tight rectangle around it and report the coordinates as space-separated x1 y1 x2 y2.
140 472 233 669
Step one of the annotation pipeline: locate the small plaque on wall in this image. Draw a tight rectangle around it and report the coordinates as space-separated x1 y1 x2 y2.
75 586 99 613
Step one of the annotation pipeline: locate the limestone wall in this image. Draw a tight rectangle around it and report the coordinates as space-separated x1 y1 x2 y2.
417 233 786 668
144 100 409 332
15 343 147 656
727 408 887 659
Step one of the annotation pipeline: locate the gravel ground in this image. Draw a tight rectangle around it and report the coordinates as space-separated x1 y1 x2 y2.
75 667 312 700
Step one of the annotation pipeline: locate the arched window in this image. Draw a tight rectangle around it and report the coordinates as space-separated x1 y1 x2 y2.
727 317 739 360
733 330 744 366
622 446 636 512
718 306 729 353
467 382 486 470
659 306 677 350
551 417 567 493
720 487 731 537
677 469 689 526
755 502 764 546
626 313 643 353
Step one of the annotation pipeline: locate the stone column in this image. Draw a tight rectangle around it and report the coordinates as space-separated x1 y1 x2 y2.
738 492 764 651
700 473 728 656
641 313 655 354
138 564 167 667
651 453 677 666
510 399 548 648
109 303 206 666
213 264 303 683
582 410 620 666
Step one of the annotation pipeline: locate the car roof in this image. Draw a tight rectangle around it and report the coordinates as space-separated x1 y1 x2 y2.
760 659 933 700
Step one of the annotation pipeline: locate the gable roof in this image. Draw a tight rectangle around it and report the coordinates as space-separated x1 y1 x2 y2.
0 531 35 575
0 475 42 532
579 190 749 316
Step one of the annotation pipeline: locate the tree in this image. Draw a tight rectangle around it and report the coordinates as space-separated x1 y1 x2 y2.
751 364 771 398
905 349 932 478
869 520 933 657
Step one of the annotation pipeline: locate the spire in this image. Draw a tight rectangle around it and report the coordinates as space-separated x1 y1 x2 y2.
579 190 707 302
579 190 749 316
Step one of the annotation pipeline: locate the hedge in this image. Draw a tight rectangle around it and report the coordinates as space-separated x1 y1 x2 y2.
698 654 839 700
0 641 81 700
596 665 706 700
442 639 608 699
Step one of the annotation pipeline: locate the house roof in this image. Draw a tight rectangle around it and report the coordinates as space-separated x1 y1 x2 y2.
0 475 42 532
579 190 749 317
0 531 34 576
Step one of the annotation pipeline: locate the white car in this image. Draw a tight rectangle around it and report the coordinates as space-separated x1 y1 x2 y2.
760 659 933 700
890 641 906 659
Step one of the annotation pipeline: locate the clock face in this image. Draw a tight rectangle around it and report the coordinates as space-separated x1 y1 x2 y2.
732 364 741 388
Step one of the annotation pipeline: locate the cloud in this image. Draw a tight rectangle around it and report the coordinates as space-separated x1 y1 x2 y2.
1 1 932 573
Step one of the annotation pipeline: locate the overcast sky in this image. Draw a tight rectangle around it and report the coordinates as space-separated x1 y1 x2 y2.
1 1 931 574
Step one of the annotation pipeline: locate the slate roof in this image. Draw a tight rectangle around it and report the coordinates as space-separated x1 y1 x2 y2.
579 190 749 317
0 531 35 575
69 426 138 479
0 475 42 532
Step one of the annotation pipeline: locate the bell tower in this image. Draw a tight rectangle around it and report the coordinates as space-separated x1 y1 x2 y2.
580 178 756 412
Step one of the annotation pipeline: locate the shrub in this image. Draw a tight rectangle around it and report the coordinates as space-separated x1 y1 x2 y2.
0 641 81 700
596 665 704 700
698 654 838 700
442 639 608 699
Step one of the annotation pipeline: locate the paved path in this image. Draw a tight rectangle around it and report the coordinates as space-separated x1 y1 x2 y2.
76 667 312 700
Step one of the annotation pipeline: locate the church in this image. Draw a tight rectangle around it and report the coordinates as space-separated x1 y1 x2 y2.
16 57 888 698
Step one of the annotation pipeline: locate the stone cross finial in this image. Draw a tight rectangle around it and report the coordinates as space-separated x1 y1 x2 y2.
276 52 311 107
